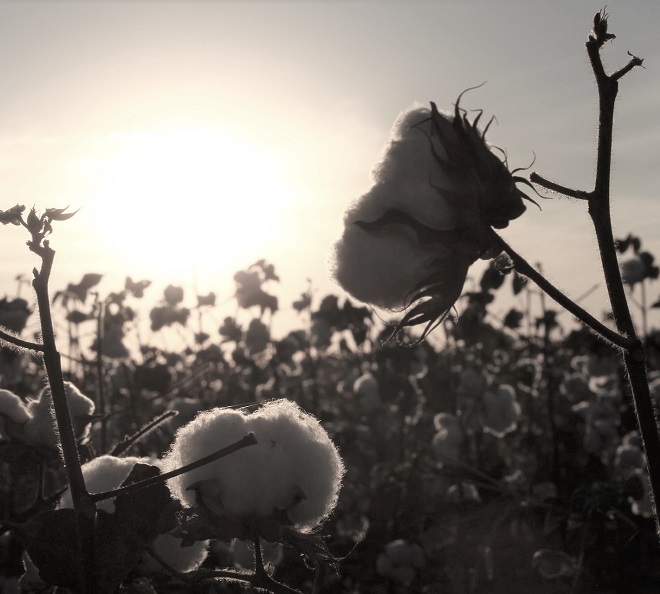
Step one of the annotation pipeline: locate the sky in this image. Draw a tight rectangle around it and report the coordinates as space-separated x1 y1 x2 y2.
1 0 659 343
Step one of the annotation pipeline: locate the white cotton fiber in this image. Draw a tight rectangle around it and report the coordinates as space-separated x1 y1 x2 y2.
162 399 345 532
24 382 95 448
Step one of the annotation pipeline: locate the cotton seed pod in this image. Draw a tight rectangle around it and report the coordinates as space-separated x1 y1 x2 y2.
332 92 532 340
162 399 345 532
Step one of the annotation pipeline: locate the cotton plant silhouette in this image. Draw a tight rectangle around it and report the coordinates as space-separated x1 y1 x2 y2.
1 9 658 594
331 10 659 528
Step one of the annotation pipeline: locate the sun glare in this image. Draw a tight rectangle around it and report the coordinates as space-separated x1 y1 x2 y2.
88 125 293 286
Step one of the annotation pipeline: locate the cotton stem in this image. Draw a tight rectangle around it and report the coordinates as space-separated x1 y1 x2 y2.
582 12 660 533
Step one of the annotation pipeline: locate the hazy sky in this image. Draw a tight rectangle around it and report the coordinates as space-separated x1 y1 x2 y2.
1 1 659 339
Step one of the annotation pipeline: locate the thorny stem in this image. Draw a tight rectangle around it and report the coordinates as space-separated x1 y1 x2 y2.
582 12 660 532
29 241 96 592
488 230 632 351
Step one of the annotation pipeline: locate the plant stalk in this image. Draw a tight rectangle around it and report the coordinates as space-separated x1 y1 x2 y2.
30 243 96 591
583 20 660 531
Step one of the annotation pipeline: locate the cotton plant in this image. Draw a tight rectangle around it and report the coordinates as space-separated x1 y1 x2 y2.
331 11 660 532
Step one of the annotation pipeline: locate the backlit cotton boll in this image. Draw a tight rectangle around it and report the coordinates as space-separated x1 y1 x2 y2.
0 389 29 441
23 381 96 448
162 399 345 532
332 93 531 339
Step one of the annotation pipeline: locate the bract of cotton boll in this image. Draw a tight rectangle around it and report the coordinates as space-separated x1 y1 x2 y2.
23 382 96 448
331 97 530 340
231 538 284 571
376 539 425 585
353 372 381 414
0 389 29 441
162 399 345 532
58 455 209 573
431 413 464 460
482 384 521 438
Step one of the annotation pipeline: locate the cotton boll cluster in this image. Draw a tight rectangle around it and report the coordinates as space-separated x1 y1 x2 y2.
57 455 209 573
0 382 95 448
162 399 345 533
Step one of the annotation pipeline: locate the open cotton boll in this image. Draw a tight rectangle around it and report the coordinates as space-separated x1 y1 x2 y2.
0 389 29 441
24 382 96 448
162 399 345 533
58 455 152 513
58 455 209 573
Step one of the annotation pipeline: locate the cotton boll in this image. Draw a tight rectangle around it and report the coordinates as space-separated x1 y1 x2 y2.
332 221 456 310
354 106 456 232
162 408 252 513
58 455 151 513
162 399 345 532
353 372 381 414
58 455 209 573
249 400 345 531
376 539 425 586
431 413 464 460
24 382 95 448
0 389 29 441
331 98 529 340
482 384 521 438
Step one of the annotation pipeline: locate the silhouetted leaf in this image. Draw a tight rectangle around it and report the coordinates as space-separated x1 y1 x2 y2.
20 509 83 591
0 204 25 226
95 462 170 593
163 285 184 306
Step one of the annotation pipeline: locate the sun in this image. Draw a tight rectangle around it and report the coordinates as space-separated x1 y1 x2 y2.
87 124 294 286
